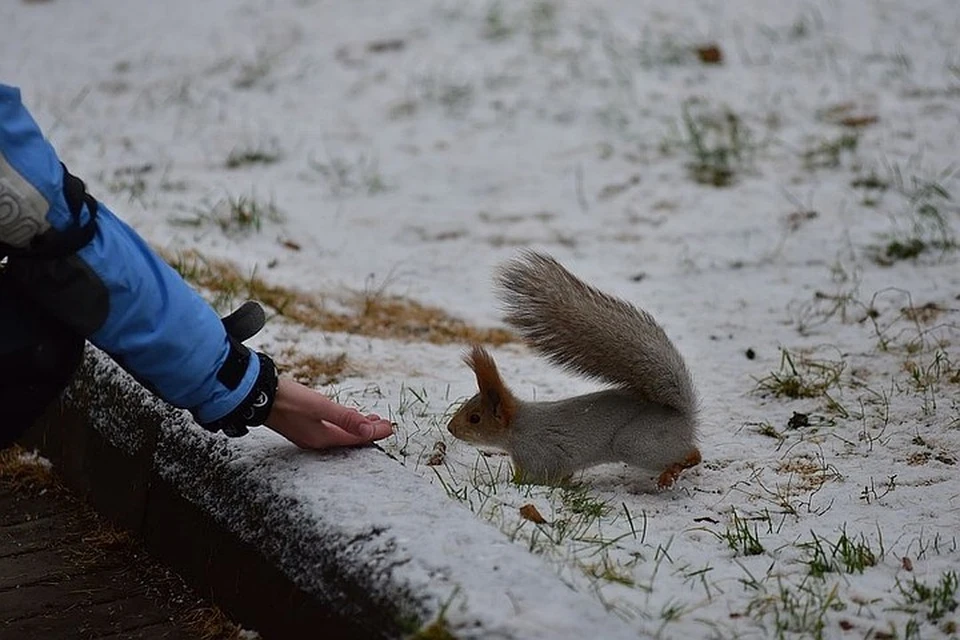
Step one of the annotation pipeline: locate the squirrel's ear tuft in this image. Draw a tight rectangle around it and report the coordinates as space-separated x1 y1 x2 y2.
464 345 515 425
465 345 499 391
464 344 493 372
463 345 484 372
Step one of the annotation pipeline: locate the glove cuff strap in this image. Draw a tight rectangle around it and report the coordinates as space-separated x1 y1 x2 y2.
201 351 278 438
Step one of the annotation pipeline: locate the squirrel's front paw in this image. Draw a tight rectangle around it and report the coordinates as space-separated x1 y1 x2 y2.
656 449 702 489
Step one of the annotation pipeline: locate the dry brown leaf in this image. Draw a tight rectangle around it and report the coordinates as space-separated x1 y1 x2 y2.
695 44 724 65
519 503 547 524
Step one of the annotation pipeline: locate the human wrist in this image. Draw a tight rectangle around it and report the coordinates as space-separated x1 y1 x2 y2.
200 351 279 437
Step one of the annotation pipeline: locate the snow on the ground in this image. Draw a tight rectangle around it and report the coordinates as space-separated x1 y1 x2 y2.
5 0 960 637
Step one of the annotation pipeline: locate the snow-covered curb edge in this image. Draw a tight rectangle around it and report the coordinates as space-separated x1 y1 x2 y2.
23 347 640 640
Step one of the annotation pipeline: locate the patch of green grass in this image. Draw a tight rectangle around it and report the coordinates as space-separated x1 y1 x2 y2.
801 132 859 170
528 1 558 44
868 165 957 265
851 171 890 192
747 578 845 640
172 194 283 235
308 152 391 197
904 349 959 416
560 485 610 518
582 553 635 587
722 509 765 557
481 1 513 41
232 42 294 90
225 142 282 169
755 349 846 401
391 384 431 423
896 571 959 623
675 100 754 187
801 528 879 578
658 599 688 623
413 73 475 117
479 0 558 45
878 238 927 262
871 231 954 266
106 163 154 202
537 502 608 547
889 164 954 203
214 195 282 234
869 201 956 266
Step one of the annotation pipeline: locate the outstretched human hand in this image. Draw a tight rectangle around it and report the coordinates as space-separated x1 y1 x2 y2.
265 377 393 449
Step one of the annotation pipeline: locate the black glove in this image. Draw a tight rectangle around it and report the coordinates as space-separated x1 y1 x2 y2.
199 301 278 438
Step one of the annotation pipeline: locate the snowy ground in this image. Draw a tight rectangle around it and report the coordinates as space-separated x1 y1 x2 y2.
5 0 960 637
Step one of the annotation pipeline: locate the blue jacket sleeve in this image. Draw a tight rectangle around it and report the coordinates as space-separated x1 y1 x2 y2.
78 207 262 423
0 83 259 424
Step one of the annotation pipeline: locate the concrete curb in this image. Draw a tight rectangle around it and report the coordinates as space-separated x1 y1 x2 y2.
23 348 640 640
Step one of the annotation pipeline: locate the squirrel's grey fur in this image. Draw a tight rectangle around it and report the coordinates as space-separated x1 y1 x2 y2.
448 251 701 486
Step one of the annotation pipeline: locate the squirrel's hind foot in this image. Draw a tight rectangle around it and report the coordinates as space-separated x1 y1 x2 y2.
656 448 702 489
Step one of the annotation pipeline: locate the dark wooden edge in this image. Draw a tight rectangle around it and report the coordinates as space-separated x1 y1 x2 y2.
18 354 413 640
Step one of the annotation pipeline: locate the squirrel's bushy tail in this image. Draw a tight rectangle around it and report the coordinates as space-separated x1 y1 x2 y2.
496 251 698 416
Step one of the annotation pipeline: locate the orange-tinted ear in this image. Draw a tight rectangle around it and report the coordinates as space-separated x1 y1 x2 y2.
464 345 516 424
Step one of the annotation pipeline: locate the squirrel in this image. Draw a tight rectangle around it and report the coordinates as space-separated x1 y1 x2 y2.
446 251 701 488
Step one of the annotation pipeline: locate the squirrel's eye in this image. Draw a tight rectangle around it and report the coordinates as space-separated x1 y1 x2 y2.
469 414 481 424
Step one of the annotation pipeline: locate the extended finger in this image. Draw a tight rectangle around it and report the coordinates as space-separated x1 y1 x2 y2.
366 418 393 439
316 420 380 447
325 417 392 441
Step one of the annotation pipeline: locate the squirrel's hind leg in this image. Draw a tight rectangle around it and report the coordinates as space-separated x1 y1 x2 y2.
612 408 699 488
656 448 702 489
